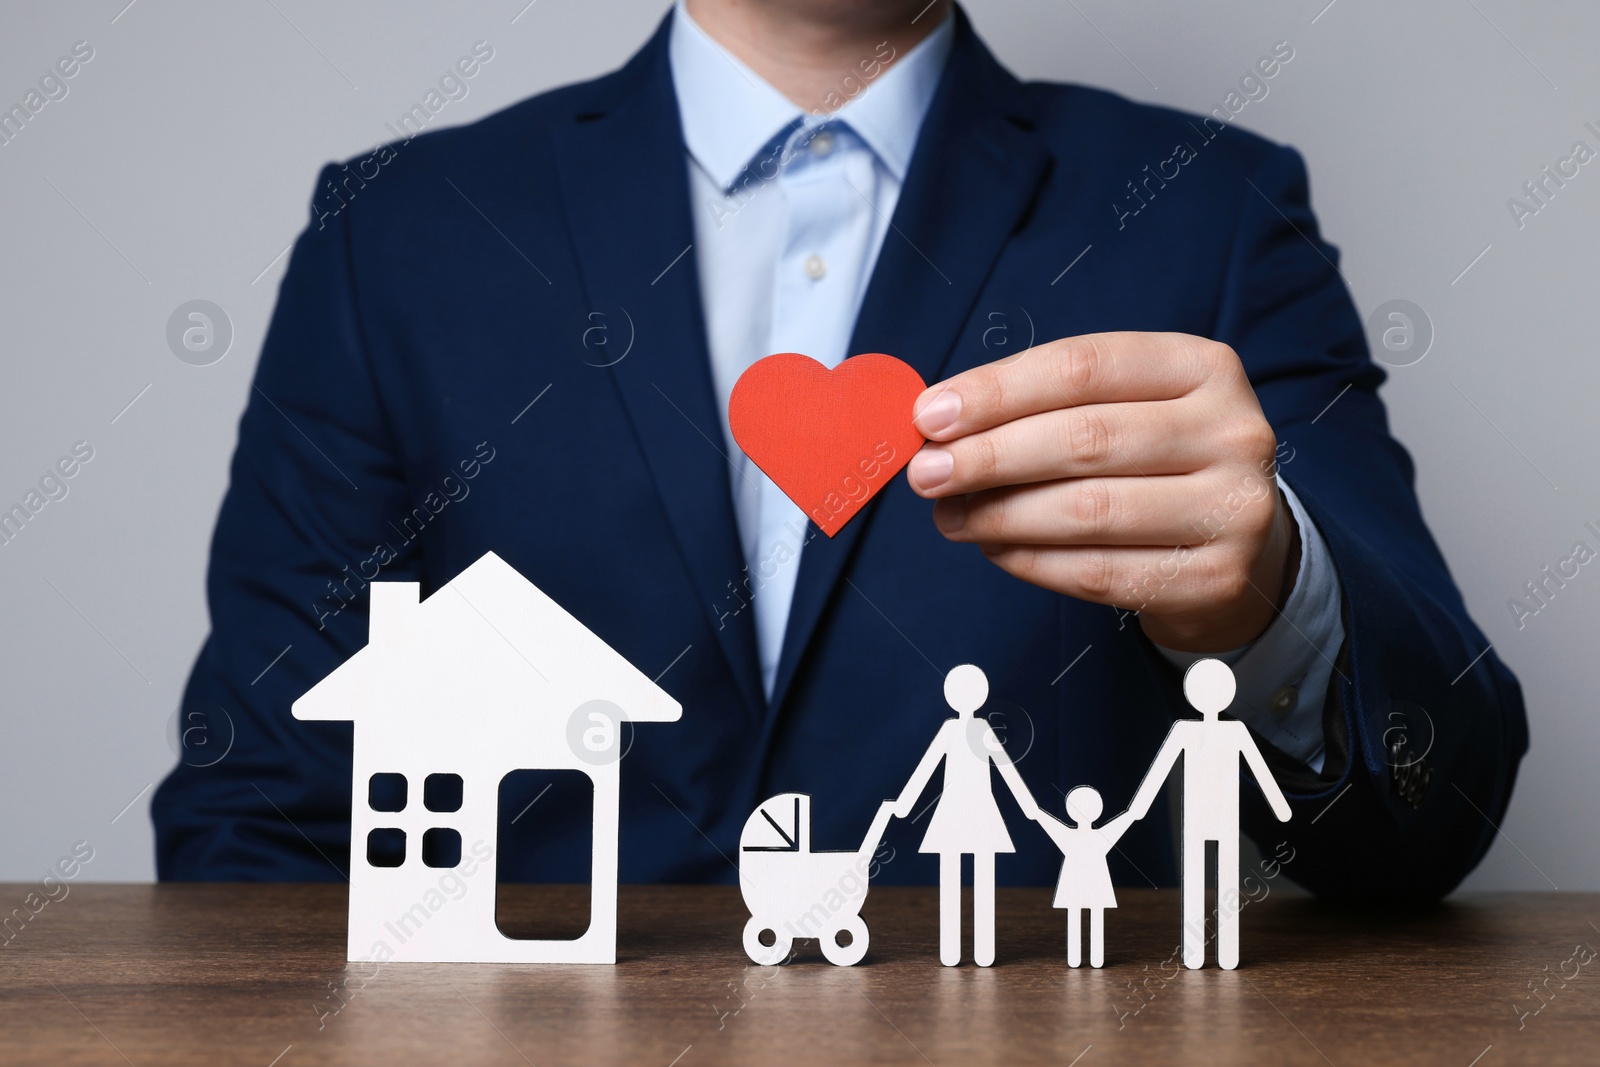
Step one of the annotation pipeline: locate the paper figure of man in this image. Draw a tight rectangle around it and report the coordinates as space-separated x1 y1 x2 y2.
1128 658 1292 970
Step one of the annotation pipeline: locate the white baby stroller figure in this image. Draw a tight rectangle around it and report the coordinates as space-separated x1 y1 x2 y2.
739 793 896 966
1038 786 1135 968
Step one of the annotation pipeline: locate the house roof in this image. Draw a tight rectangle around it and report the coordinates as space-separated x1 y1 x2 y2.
292 551 683 727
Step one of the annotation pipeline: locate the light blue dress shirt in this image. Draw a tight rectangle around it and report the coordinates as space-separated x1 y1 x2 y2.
668 3 1342 770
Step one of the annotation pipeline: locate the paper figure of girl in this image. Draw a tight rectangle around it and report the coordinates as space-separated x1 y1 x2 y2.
890 664 1041 967
1038 786 1136 967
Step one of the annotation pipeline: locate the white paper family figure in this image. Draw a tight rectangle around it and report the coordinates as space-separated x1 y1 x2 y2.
738 793 897 966
1038 787 1136 968
1127 658 1293 970
734 658 1290 970
891 664 1040 967
293 551 681 964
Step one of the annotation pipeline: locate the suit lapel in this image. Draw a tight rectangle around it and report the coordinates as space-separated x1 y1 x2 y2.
550 19 766 718
767 14 1054 713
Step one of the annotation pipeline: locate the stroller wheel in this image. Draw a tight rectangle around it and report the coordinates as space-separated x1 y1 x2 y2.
820 914 869 966
743 917 793 965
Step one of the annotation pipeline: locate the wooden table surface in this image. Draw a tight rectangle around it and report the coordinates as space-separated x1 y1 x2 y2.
3 883 1598 1065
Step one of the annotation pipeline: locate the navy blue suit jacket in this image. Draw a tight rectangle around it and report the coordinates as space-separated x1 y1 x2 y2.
153 11 1526 896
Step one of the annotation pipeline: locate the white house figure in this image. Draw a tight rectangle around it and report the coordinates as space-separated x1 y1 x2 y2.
293 550 682 964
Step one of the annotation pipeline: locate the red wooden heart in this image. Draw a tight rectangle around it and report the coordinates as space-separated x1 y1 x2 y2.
729 352 927 537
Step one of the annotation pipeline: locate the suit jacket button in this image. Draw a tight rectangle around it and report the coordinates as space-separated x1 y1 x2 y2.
1389 740 1429 808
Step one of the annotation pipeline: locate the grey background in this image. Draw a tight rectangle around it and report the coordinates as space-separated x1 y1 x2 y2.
1 0 1593 888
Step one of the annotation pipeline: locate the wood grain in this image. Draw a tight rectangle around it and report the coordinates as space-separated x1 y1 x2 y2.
2 884 1597 1065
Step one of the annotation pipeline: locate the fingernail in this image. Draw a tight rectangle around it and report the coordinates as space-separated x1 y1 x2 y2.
914 390 961 435
907 448 954 492
933 496 967 534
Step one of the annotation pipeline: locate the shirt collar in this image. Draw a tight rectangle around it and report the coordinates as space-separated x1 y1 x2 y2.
669 2 954 192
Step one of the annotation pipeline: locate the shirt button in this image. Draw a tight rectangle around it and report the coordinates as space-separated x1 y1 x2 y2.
804 255 826 280
809 130 835 157
1269 685 1298 716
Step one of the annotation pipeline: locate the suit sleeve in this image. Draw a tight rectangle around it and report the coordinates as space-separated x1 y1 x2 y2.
151 165 420 880
1211 144 1528 898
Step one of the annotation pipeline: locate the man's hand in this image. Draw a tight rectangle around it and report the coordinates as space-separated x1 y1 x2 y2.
905 332 1300 652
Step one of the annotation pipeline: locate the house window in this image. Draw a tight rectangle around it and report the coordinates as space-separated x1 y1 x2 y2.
367 827 406 867
422 827 462 868
368 772 407 812
424 773 463 813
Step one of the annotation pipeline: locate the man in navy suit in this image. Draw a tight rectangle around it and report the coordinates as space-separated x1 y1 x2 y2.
154 0 1526 898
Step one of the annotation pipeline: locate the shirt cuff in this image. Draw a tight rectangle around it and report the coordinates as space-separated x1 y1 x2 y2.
1150 474 1345 773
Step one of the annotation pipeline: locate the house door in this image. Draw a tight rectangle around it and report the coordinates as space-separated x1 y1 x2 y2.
494 769 593 941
